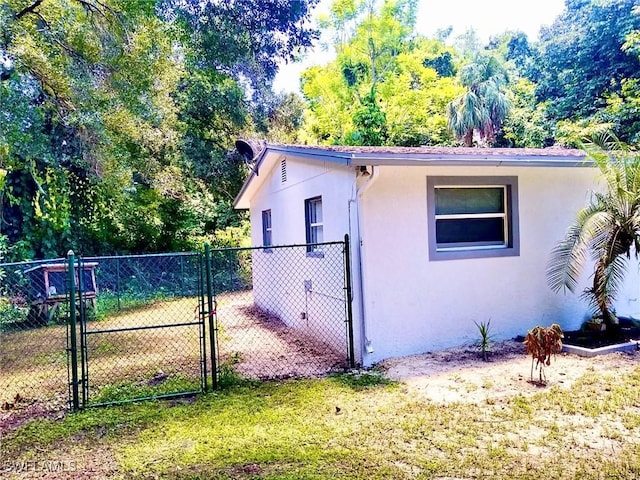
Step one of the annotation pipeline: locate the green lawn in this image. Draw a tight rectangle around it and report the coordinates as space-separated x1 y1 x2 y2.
1 297 204 408
2 366 640 479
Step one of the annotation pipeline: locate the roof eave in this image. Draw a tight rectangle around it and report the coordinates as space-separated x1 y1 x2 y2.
232 144 593 210
348 154 592 167
233 147 270 210
233 145 354 210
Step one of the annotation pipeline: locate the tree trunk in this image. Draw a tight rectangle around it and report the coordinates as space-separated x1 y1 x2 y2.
463 129 473 147
593 259 620 338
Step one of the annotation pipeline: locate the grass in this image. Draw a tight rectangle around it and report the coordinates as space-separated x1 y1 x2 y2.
0 297 204 407
2 367 640 479
90 375 203 405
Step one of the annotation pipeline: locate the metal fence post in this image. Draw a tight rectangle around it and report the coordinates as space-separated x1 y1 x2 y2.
200 253 208 393
77 256 88 407
67 250 80 411
343 234 356 368
204 243 217 390
116 256 121 310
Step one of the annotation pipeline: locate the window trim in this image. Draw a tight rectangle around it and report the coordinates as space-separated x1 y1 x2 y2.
261 209 272 252
304 196 324 256
426 176 519 261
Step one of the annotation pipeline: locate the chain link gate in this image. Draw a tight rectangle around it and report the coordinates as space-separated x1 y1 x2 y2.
207 235 356 381
1 238 354 415
67 251 211 408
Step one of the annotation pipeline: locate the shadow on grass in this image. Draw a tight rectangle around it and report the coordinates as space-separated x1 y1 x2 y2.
328 368 395 390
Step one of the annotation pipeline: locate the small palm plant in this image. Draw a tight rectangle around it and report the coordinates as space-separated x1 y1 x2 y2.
546 138 640 333
474 320 493 361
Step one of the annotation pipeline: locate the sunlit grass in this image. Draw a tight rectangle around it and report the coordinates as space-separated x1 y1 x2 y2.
3 367 640 479
0 297 204 407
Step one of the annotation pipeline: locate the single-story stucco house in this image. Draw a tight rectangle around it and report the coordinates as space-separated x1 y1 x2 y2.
233 141 640 367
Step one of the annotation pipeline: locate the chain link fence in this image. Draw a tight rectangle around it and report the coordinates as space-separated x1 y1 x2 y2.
0 253 206 418
210 240 353 380
79 253 206 406
1 239 354 420
0 258 69 420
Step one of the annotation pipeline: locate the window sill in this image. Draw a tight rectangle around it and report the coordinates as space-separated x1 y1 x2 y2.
429 246 519 261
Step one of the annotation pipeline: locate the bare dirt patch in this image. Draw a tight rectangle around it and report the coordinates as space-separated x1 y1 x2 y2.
379 339 640 404
216 296 347 379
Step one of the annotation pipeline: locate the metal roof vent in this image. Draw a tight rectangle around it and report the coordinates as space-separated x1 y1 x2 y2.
281 158 287 183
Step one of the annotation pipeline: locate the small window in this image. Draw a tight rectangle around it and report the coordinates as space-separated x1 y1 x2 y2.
262 209 272 249
427 177 519 260
305 196 323 254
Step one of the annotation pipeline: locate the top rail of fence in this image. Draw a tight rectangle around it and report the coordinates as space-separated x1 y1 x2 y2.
0 242 344 268
210 240 345 253
0 251 203 269
83 251 199 261
0 257 66 269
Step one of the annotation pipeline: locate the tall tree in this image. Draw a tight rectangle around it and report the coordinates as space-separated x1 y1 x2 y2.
302 0 460 146
167 0 320 228
1 0 176 258
1 0 320 259
495 79 553 148
302 0 418 145
531 0 640 140
446 55 510 146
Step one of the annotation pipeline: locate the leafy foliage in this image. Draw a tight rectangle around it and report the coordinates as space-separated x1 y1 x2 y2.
302 1 460 146
446 54 510 146
1 0 318 260
547 138 640 330
498 78 553 148
350 88 388 145
531 0 640 142
474 319 493 362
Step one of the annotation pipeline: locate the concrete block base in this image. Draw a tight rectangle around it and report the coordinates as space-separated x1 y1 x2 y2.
562 341 639 358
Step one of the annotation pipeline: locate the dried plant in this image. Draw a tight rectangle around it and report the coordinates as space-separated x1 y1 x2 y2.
523 324 564 384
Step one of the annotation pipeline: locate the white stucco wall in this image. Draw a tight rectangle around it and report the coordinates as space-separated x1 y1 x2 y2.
248 154 355 247
247 154 360 357
358 165 640 365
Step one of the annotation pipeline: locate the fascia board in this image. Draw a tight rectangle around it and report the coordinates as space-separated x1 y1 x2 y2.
233 145 594 209
347 154 592 167
233 148 272 209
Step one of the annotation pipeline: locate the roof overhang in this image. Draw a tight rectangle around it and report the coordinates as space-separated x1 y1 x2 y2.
233 143 592 209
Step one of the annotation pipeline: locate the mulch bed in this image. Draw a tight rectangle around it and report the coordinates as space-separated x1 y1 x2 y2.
563 316 640 349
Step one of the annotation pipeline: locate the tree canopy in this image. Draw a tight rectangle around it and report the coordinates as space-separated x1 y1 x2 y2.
529 0 640 144
301 0 461 146
2 0 640 260
1 0 318 260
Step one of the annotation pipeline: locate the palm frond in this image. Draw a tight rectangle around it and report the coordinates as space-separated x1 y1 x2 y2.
583 253 629 316
446 91 484 139
447 54 510 145
581 132 622 155
546 206 609 294
605 254 629 304
552 142 640 322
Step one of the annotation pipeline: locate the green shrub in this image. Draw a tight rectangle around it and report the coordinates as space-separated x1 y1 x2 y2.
0 296 29 331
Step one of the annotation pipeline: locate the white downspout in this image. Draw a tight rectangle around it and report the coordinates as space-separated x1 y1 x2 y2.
352 166 380 357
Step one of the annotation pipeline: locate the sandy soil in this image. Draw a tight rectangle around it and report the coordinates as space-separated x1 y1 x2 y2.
216 300 347 379
379 340 640 404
